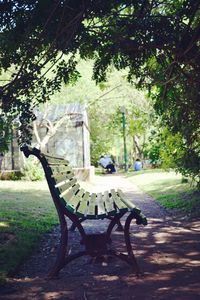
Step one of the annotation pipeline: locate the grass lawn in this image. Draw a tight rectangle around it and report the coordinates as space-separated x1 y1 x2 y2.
126 169 200 217
0 180 58 284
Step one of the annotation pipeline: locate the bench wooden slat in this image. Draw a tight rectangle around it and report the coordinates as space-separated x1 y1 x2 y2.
103 191 115 214
96 192 106 216
51 171 74 180
86 193 97 217
50 165 73 174
57 178 77 195
110 189 127 211
67 188 85 212
77 191 90 216
46 156 69 165
53 173 74 185
41 153 69 164
61 184 80 200
117 189 141 213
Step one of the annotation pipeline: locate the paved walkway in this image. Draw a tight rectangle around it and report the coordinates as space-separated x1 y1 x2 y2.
1 174 200 300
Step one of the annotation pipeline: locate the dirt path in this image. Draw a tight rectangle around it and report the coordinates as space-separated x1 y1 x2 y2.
1 174 200 300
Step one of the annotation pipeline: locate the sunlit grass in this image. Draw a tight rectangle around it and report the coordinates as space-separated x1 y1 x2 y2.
0 180 58 283
0 222 9 228
127 169 200 216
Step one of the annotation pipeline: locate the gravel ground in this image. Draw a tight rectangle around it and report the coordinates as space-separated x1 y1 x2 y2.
1 174 200 300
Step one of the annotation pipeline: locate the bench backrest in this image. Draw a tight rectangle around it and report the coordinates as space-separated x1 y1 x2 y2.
20 146 115 219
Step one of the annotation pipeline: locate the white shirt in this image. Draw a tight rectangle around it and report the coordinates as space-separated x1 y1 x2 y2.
104 156 113 166
99 157 107 168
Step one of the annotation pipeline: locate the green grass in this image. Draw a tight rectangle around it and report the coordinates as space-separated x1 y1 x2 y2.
126 169 200 217
0 180 58 284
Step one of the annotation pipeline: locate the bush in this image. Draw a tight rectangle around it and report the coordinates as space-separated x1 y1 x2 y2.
22 157 44 181
0 171 23 180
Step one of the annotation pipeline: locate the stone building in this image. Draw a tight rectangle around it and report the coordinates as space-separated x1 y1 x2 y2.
1 103 93 180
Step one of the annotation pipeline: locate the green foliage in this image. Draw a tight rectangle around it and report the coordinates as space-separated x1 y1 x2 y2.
144 124 200 187
143 126 163 165
89 103 113 166
0 0 200 181
0 171 23 181
159 128 185 170
22 158 44 181
0 115 12 153
144 144 161 166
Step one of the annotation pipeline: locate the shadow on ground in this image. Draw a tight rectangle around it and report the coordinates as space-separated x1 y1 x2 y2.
0 176 200 300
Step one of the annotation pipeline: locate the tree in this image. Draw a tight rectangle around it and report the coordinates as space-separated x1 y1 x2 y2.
40 59 150 166
32 105 79 152
0 0 200 183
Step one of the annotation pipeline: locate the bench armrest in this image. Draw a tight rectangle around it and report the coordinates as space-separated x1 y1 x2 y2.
20 145 41 158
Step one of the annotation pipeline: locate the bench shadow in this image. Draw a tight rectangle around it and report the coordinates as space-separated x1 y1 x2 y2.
1 188 200 300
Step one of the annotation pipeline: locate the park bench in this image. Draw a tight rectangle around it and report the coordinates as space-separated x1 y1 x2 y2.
21 145 147 278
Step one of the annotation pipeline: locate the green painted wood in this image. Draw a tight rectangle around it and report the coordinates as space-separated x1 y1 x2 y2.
117 189 147 225
117 189 141 213
137 213 148 225
53 173 74 185
67 188 85 212
110 189 127 211
103 191 115 214
50 165 73 174
46 157 69 165
96 192 107 217
61 184 80 201
45 153 69 164
55 177 76 188
86 193 97 217
77 191 90 216
57 178 77 195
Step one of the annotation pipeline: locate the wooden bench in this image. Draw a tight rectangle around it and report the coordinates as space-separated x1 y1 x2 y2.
21 145 147 278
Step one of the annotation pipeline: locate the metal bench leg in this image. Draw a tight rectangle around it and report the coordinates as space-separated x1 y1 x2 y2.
106 215 124 232
124 213 141 275
116 220 124 231
106 212 141 275
106 213 124 241
47 224 68 278
70 217 86 231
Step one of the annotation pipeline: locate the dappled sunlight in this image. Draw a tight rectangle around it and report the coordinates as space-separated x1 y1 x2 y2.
0 180 48 192
147 217 165 223
170 284 200 293
44 291 73 299
190 221 200 231
186 260 200 266
94 275 119 282
150 253 193 265
134 231 148 238
154 232 172 243
0 221 9 228
156 183 184 193
186 251 199 257
128 171 182 186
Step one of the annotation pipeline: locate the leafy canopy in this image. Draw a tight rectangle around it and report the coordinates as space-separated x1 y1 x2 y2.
0 0 200 181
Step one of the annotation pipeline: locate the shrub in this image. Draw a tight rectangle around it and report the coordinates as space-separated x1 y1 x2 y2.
22 157 44 181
